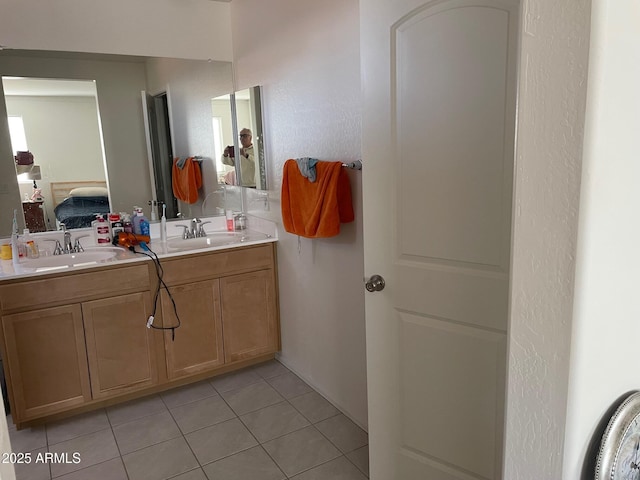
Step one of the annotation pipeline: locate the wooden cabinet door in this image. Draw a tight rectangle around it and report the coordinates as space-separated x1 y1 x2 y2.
161 280 225 380
220 270 279 363
82 292 158 399
2 305 91 422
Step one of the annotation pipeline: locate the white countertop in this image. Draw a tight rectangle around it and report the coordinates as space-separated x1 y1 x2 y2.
0 215 277 282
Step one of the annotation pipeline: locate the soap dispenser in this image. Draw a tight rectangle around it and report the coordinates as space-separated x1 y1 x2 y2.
132 207 150 237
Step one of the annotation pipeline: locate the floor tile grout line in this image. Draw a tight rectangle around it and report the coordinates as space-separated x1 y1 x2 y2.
251 393 349 479
13 445 52 480
163 395 206 475
208 371 264 395
282 380 370 436
233 400 292 477
343 448 370 478
255 444 289 480
46 427 122 480
45 408 110 446
110 414 185 460
308 420 366 459
157 387 220 412
203 387 289 479
45 424 112 448
106 409 132 480
214 376 275 402
292 406 343 426
284 454 348 479
164 466 204 480
236 399 311 444
49 456 129 480
105 395 169 430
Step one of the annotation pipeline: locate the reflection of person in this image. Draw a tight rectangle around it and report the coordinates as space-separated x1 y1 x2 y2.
222 128 256 187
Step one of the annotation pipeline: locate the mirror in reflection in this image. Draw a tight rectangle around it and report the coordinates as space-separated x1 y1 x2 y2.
2 76 110 230
231 86 266 190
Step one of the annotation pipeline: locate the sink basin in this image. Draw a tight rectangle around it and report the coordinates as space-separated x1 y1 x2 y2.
20 247 125 271
166 231 268 252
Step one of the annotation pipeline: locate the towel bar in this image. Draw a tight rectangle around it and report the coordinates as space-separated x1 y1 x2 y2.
341 160 362 170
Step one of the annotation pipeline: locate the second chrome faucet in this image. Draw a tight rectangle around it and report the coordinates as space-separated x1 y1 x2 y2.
175 218 211 239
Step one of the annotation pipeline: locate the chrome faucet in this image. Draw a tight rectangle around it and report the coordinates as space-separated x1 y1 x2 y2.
196 220 211 237
42 238 64 255
60 224 73 254
191 218 211 238
43 225 88 255
190 218 201 237
72 234 90 253
175 218 211 239
175 222 195 239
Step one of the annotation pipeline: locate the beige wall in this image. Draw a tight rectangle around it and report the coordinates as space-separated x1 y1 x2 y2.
231 0 368 428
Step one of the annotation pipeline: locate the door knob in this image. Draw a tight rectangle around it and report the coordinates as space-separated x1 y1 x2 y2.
365 274 385 292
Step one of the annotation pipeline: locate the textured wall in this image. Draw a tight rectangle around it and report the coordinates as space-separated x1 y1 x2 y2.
563 0 640 478
504 0 591 478
231 0 368 427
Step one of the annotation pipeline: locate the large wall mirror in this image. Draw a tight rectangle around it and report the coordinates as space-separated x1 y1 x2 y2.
0 49 267 233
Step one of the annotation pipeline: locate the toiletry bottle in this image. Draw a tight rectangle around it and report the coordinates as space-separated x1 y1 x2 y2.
123 213 133 234
22 229 39 258
226 210 235 232
234 213 247 231
139 212 150 239
132 208 143 235
133 208 150 238
17 231 26 259
108 212 124 238
93 214 112 245
150 201 158 222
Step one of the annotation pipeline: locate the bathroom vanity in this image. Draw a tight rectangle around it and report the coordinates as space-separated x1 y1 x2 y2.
0 235 279 429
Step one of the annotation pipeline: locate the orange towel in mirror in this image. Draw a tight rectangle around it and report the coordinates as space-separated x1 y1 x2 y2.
172 157 202 204
281 159 354 238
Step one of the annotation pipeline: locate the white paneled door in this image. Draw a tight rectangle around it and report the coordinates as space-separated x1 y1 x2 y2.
361 0 518 478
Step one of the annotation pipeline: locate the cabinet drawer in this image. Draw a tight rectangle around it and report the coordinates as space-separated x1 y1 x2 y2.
0 264 150 312
162 244 274 286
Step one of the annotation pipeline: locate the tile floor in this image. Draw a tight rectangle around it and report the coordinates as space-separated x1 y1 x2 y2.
7 360 369 480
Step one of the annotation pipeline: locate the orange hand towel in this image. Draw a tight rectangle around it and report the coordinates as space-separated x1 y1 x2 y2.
281 159 354 238
172 157 202 204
